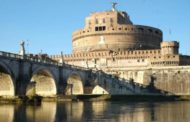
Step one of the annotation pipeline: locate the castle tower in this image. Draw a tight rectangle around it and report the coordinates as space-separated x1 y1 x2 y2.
161 41 179 55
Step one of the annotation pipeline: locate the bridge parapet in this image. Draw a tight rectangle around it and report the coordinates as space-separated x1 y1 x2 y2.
0 51 61 66
0 51 93 72
0 51 23 59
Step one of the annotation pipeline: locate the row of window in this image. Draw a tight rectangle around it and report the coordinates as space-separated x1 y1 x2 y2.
162 46 178 48
153 55 176 59
93 17 129 25
151 61 178 65
76 27 161 35
115 27 161 35
137 59 145 62
65 57 148 62
111 56 149 60
89 19 160 35
64 50 161 58
124 50 161 55
95 26 106 31
93 18 113 25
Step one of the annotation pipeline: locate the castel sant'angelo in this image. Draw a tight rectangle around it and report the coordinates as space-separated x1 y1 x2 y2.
51 3 190 88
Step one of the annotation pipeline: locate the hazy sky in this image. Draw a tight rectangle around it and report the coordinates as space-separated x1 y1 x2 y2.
0 0 189 55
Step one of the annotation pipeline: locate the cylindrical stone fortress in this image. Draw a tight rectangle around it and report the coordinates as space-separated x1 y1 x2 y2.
72 10 163 53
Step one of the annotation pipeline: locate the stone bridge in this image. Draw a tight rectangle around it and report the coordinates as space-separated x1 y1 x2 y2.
0 51 140 98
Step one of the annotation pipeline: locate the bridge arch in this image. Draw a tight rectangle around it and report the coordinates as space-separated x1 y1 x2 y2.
65 72 84 95
0 62 15 97
26 68 57 97
92 85 109 94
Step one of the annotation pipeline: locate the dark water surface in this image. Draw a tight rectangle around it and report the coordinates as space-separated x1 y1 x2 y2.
0 101 190 122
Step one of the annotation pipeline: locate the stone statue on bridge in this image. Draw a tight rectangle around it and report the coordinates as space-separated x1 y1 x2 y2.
19 40 26 56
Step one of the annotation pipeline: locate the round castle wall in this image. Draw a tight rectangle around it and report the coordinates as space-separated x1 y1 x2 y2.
72 25 162 53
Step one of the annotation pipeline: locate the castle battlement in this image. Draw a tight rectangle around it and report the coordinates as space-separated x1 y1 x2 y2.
50 48 183 67
72 25 162 39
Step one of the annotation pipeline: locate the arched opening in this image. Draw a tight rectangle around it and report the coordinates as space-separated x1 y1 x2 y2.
65 74 84 95
92 85 109 94
0 64 14 97
26 69 57 97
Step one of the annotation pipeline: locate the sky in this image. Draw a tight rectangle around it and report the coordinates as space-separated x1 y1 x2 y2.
0 0 190 55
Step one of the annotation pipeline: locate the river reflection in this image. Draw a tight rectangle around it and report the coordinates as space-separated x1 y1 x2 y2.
0 101 190 122
26 102 57 122
0 104 14 122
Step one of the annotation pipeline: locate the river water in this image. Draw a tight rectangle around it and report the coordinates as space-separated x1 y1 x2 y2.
0 101 190 122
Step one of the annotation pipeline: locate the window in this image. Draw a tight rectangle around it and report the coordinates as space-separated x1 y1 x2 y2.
138 28 144 31
95 19 98 24
103 26 106 30
110 18 114 23
88 21 91 25
99 27 103 31
103 18 105 23
95 26 106 31
148 29 153 32
95 27 98 31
